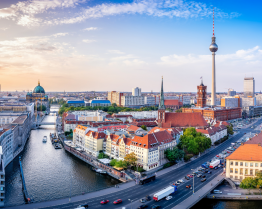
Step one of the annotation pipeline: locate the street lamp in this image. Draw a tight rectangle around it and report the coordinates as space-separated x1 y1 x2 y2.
191 169 195 194
128 199 133 209
69 175 73 202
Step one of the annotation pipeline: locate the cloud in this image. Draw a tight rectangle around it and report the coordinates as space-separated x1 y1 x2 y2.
83 27 98 31
0 28 8 31
0 0 240 26
109 53 146 66
82 39 96 43
108 50 125 54
51 33 69 38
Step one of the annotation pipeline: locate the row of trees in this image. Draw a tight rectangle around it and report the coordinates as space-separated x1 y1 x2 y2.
240 171 262 189
58 103 157 116
109 152 138 169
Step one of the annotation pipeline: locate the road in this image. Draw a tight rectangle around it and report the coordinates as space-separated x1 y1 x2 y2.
37 118 262 209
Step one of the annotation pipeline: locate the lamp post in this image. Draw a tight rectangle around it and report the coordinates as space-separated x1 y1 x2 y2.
128 199 133 209
191 169 195 194
69 175 72 202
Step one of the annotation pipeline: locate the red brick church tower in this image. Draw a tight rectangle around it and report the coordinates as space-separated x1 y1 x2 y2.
196 79 207 108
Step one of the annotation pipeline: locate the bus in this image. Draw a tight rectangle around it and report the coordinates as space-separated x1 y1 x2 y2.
139 174 156 185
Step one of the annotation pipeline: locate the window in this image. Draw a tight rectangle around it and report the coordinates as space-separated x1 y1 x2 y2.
250 169 253 175
235 162 238 166
240 162 243 166
255 163 258 167
245 169 248 175
230 161 233 166
240 168 243 175
230 168 233 173
250 163 253 167
245 162 248 167
235 168 238 174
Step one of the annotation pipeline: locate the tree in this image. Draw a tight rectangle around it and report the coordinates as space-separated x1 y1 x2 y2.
240 177 256 189
164 148 184 162
98 152 109 159
141 125 147 131
115 160 127 168
124 152 137 167
175 108 182 113
227 125 234 135
112 103 117 108
110 159 118 166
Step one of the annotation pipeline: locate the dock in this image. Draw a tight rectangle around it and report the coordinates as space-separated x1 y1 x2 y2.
19 157 33 204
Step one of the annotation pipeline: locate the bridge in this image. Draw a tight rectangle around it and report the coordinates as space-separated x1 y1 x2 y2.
37 122 56 126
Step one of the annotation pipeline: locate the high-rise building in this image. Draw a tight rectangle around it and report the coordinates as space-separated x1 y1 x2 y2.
132 87 141 96
209 9 218 106
108 91 123 106
244 77 255 98
228 88 236 96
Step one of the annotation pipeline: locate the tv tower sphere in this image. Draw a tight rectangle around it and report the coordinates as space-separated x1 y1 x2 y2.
209 37 218 52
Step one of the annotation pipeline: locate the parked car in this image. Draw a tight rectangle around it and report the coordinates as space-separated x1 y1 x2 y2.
185 176 190 180
113 199 122 204
178 179 184 183
100 200 109 204
186 185 191 188
145 195 151 201
175 181 180 185
214 167 218 170
138 205 148 209
164 196 172 201
151 205 161 209
187 174 193 178
75 204 89 209
202 175 206 178
208 171 212 174
197 174 202 178
140 198 146 203
201 178 206 182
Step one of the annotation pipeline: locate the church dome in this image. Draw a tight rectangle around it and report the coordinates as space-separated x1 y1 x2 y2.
33 81 45 94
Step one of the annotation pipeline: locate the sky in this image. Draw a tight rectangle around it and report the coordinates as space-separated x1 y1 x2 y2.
0 0 262 93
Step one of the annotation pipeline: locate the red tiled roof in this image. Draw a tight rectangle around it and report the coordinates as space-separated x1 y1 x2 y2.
127 125 140 132
163 112 208 128
245 132 262 145
226 144 262 161
131 130 173 149
86 130 105 139
164 100 180 106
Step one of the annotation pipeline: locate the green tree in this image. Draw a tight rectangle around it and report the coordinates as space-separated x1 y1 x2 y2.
124 152 137 167
227 125 234 135
115 160 127 168
164 148 184 162
141 125 147 131
240 177 257 189
110 159 118 166
112 103 117 108
175 108 182 113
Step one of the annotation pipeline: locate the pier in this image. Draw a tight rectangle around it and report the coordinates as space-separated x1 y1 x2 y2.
19 157 33 204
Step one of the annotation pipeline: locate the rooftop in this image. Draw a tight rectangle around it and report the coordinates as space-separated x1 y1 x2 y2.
12 114 28 124
226 144 262 161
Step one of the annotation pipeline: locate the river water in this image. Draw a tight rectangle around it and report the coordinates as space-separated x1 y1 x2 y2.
5 106 119 207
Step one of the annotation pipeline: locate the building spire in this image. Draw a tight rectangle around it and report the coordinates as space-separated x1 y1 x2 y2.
159 76 165 109
38 80 40 86
213 7 215 37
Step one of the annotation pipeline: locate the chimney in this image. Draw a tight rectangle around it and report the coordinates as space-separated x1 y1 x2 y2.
259 143 261 146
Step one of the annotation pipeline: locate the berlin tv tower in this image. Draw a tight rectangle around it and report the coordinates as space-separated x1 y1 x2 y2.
209 8 218 106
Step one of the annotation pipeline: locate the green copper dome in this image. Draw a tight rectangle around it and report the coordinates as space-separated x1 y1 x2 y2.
33 81 45 94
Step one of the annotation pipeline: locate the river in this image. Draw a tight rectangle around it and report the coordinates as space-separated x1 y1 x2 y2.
5 106 119 207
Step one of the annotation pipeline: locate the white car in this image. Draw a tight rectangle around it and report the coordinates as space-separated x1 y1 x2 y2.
178 179 184 183
166 196 172 200
175 181 180 185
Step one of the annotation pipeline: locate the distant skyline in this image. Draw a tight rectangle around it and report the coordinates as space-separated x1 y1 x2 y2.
0 0 262 92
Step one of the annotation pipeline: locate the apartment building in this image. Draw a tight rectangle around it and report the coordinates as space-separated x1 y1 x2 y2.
118 111 158 119
73 125 88 150
196 125 227 145
226 144 262 181
121 96 144 107
108 91 123 106
85 131 105 157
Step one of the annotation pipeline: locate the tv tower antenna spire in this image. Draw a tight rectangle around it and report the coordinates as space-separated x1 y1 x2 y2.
213 7 215 37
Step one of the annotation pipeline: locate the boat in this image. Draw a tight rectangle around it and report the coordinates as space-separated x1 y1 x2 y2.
54 143 62 149
95 169 107 174
42 136 47 143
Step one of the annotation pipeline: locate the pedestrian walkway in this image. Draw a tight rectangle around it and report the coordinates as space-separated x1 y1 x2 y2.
172 173 225 209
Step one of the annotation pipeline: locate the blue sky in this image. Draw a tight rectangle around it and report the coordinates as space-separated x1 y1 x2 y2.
0 0 262 93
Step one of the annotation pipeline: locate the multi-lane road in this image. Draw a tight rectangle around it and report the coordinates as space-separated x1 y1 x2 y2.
42 118 262 209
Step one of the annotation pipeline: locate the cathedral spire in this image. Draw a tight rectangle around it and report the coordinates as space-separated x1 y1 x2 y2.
159 76 165 109
38 80 40 86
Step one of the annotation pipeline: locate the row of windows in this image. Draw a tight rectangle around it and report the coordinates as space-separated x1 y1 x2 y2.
230 161 262 167
230 168 261 175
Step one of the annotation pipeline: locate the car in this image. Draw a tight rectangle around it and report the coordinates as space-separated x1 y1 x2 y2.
175 181 180 185
208 171 212 174
204 170 208 173
216 155 220 157
166 196 172 200
202 175 206 178
140 198 146 203
178 179 184 183
151 205 161 209
186 185 191 188
218 164 221 168
185 176 190 180
201 178 206 182
100 200 109 204
197 174 202 178
138 204 148 209
227 151 232 153
187 174 191 177
113 199 122 204
214 167 218 170
145 195 151 201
